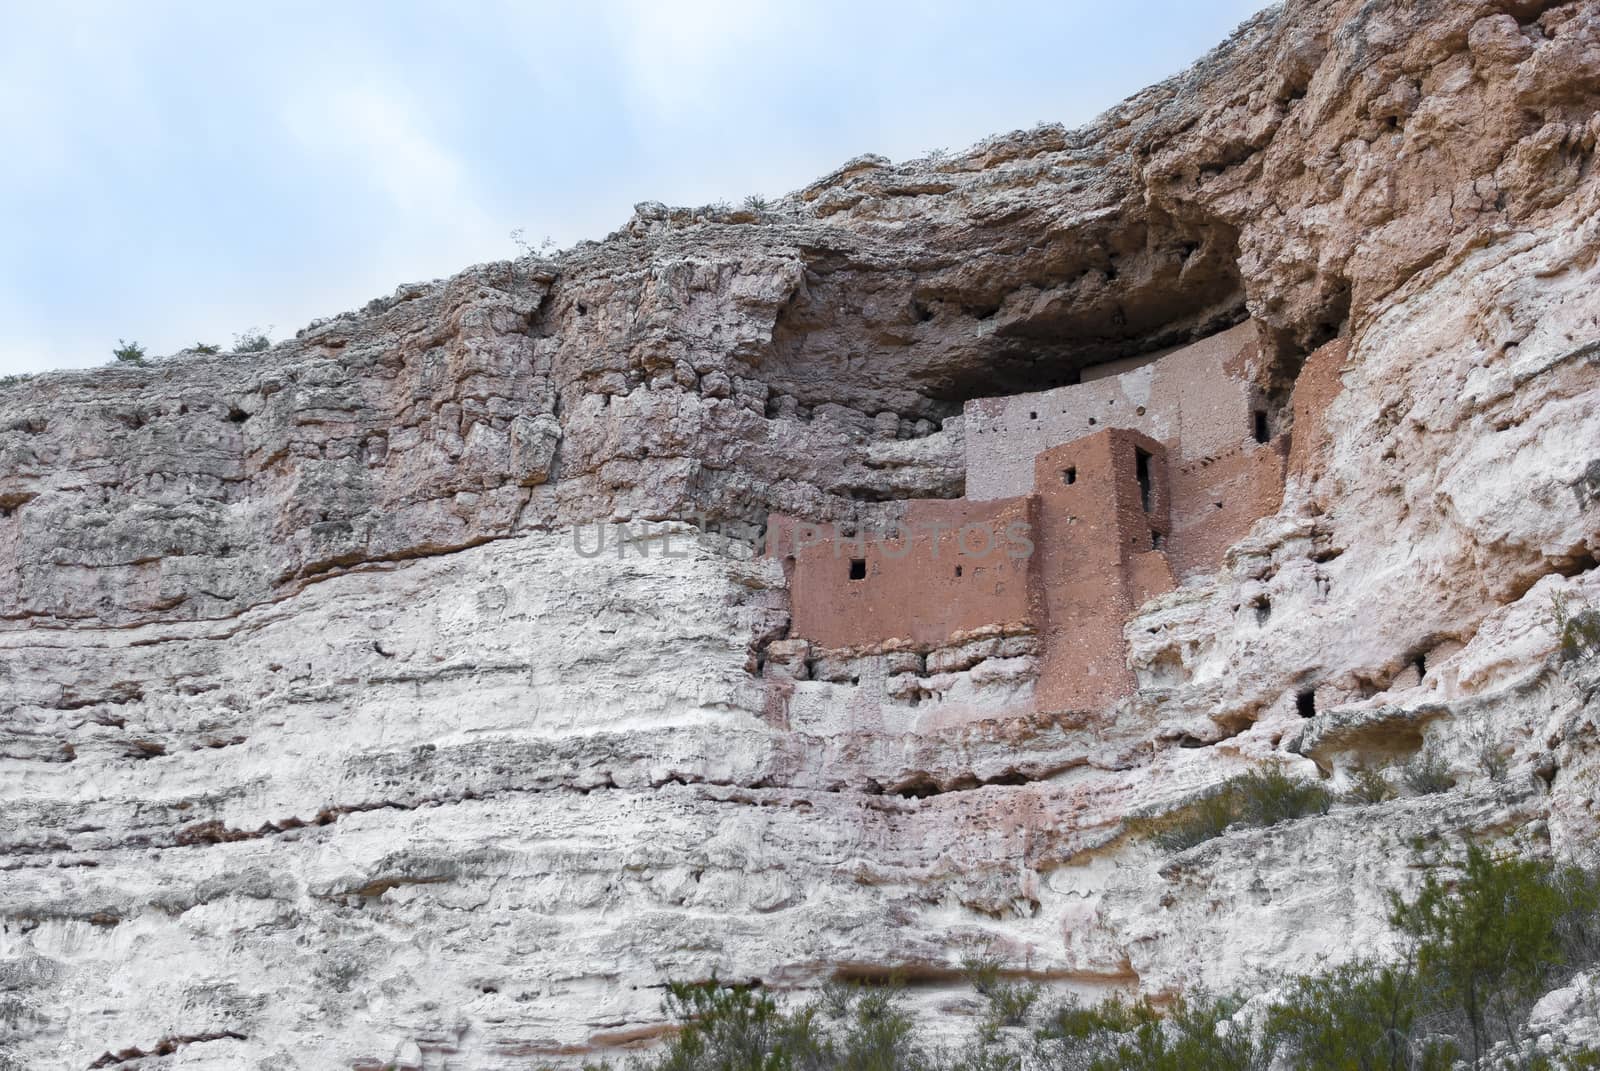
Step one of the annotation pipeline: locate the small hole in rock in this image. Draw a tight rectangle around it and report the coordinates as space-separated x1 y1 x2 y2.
1296 690 1316 718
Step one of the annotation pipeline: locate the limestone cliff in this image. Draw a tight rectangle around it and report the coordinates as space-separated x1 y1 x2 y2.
3 0 1600 1067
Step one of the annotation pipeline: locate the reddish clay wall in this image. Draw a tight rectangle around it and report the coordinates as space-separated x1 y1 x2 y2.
1287 337 1350 484
1165 438 1287 578
775 497 1038 650
1031 429 1173 711
769 325 1305 715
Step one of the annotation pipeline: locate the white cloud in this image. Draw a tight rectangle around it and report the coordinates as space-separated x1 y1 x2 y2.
280 79 501 267
601 0 788 122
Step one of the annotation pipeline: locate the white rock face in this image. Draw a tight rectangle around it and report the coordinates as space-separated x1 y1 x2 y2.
3 1 1600 1068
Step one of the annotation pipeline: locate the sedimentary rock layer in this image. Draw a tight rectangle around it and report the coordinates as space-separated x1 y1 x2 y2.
3 1 1600 1067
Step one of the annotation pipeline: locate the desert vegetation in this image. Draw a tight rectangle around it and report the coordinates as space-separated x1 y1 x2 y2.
111 339 146 365
1135 767 1332 852
231 327 272 353
598 847 1600 1070
1553 593 1600 663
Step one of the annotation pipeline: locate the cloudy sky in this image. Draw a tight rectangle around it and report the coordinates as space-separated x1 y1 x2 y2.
0 1 1269 375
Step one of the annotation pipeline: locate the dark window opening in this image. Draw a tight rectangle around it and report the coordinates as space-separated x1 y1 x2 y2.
848 558 867 581
227 407 250 424
955 565 963 577
1135 448 1153 512
1253 410 1270 444
1150 530 1163 550
1063 467 1077 485
1254 598 1271 626
1296 690 1316 718
1029 411 1038 420
1413 653 1427 679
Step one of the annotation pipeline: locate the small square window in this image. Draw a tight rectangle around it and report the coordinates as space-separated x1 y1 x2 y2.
849 558 867 581
1062 467 1077 485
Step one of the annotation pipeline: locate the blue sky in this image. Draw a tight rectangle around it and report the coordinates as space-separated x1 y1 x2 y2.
0 1 1269 375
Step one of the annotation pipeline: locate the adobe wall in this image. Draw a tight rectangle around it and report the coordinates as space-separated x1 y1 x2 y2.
775 496 1039 651
963 320 1261 501
771 322 1293 715
1165 438 1287 578
1286 336 1351 485
1031 429 1174 711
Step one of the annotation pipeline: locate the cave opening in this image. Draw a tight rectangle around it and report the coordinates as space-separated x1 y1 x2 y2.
761 220 1254 430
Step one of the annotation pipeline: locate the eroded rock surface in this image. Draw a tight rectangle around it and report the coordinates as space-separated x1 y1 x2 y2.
3 1 1600 1067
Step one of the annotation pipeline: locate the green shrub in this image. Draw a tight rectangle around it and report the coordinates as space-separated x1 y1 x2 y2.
1146 788 1238 852
630 853 1600 1071
638 979 930 1071
111 339 146 365
960 957 1039 1030
1144 767 1332 852
1401 747 1455 796
743 194 771 212
1344 765 1397 805
1033 992 1260 1071
231 328 272 353
1261 959 1456 1070
1235 767 1333 827
1552 592 1600 662
1391 846 1600 1062
191 342 221 355
1033 994 1161 1067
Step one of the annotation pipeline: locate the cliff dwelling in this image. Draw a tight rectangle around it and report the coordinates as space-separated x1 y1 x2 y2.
769 320 1288 715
